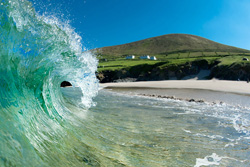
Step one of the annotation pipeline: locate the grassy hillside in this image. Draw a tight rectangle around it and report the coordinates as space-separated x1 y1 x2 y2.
97 52 250 72
97 34 249 56
94 34 250 82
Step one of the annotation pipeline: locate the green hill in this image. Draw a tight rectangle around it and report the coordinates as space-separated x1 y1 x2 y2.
98 34 249 56
95 34 250 83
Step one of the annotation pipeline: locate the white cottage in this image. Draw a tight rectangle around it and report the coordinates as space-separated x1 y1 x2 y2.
150 56 157 60
126 55 135 59
140 55 150 59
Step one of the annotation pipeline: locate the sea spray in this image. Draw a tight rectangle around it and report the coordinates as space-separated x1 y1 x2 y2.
0 0 98 166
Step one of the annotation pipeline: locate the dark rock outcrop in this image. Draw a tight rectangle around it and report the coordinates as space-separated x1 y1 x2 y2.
210 62 250 80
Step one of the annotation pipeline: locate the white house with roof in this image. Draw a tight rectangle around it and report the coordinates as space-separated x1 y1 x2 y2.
150 56 157 60
126 55 135 59
140 55 150 59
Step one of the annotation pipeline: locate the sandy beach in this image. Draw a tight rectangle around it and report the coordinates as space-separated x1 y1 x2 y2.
101 80 250 107
101 80 250 95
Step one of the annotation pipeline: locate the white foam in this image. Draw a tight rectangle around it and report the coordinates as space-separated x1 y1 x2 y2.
182 129 191 133
194 153 247 167
225 143 234 147
194 133 224 140
194 153 222 167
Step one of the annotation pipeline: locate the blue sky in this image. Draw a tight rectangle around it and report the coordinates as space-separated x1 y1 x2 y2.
30 0 250 50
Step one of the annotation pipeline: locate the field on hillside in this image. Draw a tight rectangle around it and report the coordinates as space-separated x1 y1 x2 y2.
97 52 250 72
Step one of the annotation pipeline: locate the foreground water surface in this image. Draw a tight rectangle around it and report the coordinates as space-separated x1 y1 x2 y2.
62 88 250 167
1 87 250 166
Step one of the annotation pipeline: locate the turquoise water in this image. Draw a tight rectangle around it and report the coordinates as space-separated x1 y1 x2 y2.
0 0 98 166
1 0 250 166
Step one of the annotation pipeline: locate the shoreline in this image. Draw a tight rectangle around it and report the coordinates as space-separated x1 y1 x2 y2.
100 80 250 107
101 80 250 95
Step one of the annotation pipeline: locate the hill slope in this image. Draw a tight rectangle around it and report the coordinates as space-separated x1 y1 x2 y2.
99 34 250 56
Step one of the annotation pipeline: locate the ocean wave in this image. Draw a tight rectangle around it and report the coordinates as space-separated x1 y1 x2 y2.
0 0 98 166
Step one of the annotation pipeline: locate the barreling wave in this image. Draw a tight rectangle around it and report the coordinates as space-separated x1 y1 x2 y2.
0 0 99 166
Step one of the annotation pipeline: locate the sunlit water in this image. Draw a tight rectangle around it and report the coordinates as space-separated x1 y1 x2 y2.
61 88 250 167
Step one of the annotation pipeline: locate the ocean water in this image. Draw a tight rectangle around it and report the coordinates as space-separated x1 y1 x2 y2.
1 0 250 167
89 90 250 167
0 0 98 166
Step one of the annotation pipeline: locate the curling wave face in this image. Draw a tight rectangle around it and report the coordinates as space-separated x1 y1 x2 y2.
0 0 98 166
